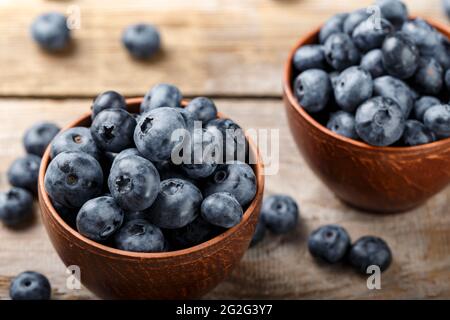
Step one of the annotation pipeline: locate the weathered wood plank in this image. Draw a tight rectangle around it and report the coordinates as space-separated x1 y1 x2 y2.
0 0 445 97
0 98 449 299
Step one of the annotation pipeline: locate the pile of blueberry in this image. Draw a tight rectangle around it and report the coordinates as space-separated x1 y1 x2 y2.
308 225 392 274
292 0 450 147
42 84 257 253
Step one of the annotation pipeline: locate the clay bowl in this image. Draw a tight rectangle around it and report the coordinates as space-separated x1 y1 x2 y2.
38 97 264 299
283 18 450 213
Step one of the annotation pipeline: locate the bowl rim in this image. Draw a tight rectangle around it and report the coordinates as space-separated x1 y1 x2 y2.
283 16 450 154
38 97 265 259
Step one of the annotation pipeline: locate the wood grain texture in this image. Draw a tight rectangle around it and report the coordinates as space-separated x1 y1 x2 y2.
0 0 446 97
0 99 449 299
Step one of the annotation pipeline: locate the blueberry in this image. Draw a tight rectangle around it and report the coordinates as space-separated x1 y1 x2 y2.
51 127 101 160
111 148 142 167
343 9 370 35
147 178 202 229
327 111 358 139
376 0 408 28
319 13 348 44
402 120 436 146
352 18 393 52
445 69 450 91
373 76 414 117
201 192 243 229
23 122 60 157
7 155 41 194
44 151 103 208
9 271 51 300
91 109 136 153
424 104 450 138
250 215 266 247
185 97 218 123
91 91 126 120
204 161 256 207
382 31 420 79
0 188 33 227
140 83 182 113
428 35 450 70
349 236 392 273
114 219 166 252
360 49 385 78
308 225 351 264
155 160 196 184
355 96 405 146
134 107 187 162
76 196 124 241
324 33 361 71
30 12 70 51
178 108 196 132
260 195 298 234
292 45 327 71
444 0 450 19
108 155 160 211
294 69 331 113
122 23 160 59
412 57 443 95
414 96 441 121
334 66 373 112
401 18 441 56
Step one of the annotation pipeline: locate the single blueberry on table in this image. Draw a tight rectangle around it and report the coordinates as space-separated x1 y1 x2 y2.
147 178 202 229
355 96 405 146
308 225 351 264
91 91 126 120
376 0 408 29
319 13 348 44
134 107 187 162
44 151 103 208
382 31 420 79
373 76 415 118
7 154 41 194
111 148 142 167
76 196 124 242
115 219 166 252
323 33 361 71
360 49 385 78
9 271 51 300
108 155 160 212
201 192 243 229
326 111 358 139
414 96 441 121
203 161 256 208
412 57 443 95
23 122 60 157
140 83 182 113
401 18 441 56
349 236 392 273
424 104 450 138
250 215 266 247
91 109 137 153
185 97 218 124
0 187 33 227
343 9 370 35
50 127 101 160
292 45 327 71
294 69 331 113
30 12 70 51
402 120 436 146
122 23 160 59
352 18 393 52
260 195 298 234
334 66 373 113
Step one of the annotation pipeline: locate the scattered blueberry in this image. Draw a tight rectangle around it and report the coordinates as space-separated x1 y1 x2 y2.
382 31 420 79
23 122 60 157
327 111 358 139
9 271 51 300
50 127 101 160
30 12 70 51
424 104 450 138
343 9 370 35
122 23 161 59
7 154 41 194
293 45 327 71
308 225 351 264
140 83 182 113
402 120 436 146
376 0 408 28
323 33 361 71
115 219 166 252
319 13 348 44
414 96 441 121
185 97 218 123
360 49 385 78
349 236 392 273
0 188 33 227
334 66 373 112
260 195 298 234
373 76 414 117
294 69 331 113
352 18 393 52
91 91 126 120
201 192 243 229
250 215 266 247
413 57 443 95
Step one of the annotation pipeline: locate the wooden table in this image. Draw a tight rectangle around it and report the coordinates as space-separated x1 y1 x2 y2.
0 0 449 299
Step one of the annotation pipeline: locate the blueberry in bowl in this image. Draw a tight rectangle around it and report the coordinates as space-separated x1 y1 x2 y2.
38 94 264 299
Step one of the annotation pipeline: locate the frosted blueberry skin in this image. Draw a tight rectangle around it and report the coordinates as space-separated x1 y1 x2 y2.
201 192 243 229
112 148 142 167
352 18 393 52
382 31 420 79
349 236 392 274
7 154 41 194
402 120 436 146
355 96 405 147
292 45 327 71
343 9 370 35
185 97 218 123
373 76 415 118
334 66 373 113
308 224 351 264
319 13 348 44
23 122 60 157
414 96 441 122
294 69 331 113
115 219 166 253
91 91 126 120
50 127 101 160
424 104 450 138
323 33 361 71
30 12 70 51
0 187 33 227
260 195 299 235
376 0 408 29
401 18 441 56
412 57 443 95
122 23 160 59
326 111 358 139
360 49 386 78
9 271 51 300
140 83 182 113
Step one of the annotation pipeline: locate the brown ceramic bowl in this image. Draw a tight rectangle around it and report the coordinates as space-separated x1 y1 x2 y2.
283 18 450 213
38 98 264 299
